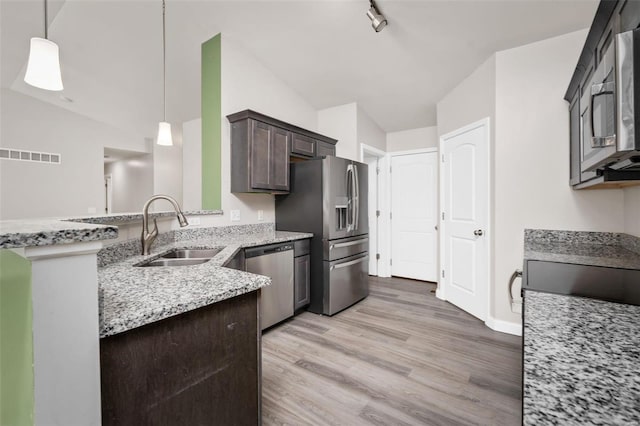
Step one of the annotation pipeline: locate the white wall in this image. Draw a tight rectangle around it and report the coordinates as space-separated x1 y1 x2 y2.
437 56 496 139
437 30 627 329
494 30 625 324
386 126 438 152
0 90 146 219
153 128 183 206
105 153 153 213
219 36 319 225
182 118 202 211
318 103 358 160
357 107 386 153
624 187 640 237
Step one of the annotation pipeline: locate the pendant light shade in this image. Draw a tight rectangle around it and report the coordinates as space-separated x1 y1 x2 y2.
157 121 173 146
24 0 64 91
157 0 172 146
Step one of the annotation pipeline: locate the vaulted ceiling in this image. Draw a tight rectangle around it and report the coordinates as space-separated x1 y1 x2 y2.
1 0 598 139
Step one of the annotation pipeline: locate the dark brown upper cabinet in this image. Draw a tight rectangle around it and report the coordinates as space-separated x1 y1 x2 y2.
228 110 338 194
291 133 316 158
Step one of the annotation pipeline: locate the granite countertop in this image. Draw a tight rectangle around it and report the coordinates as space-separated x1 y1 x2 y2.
524 291 640 425
0 219 118 249
0 210 223 249
524 229 640 270
69 209 223 224
99 230 312 338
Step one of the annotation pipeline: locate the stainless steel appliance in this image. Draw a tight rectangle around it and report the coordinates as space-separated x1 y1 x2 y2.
275 156 369 315
581 28 640 173
245 242 294 330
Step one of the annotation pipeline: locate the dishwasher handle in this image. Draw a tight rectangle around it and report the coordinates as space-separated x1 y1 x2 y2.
245 243 294 258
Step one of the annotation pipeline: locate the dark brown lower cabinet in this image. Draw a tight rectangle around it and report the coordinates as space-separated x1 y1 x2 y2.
100 291 261 426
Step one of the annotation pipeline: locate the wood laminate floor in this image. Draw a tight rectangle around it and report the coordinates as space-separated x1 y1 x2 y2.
261 276 522 426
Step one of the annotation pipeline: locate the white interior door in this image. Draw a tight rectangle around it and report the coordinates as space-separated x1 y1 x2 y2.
365 155 379 276
391 152 438 282
440 119 489 321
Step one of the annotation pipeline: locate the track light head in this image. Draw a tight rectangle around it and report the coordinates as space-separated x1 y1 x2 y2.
367 1 387 33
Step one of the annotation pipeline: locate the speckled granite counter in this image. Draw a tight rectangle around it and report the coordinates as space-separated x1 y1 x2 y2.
0 219 118 249
524 229 640 270
99 227 312 338
69 209 223 224
524 291 640 425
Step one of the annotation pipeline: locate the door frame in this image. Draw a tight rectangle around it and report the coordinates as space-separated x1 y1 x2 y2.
437 118 492 322
388 147 439 281
360 144 389 277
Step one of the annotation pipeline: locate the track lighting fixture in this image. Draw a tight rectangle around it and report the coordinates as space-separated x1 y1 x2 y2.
366 0 387 33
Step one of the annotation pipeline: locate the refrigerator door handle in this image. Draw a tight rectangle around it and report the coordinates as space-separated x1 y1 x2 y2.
346 164 354 231
353 164 359 231
330 255 368 270
330 237 369 250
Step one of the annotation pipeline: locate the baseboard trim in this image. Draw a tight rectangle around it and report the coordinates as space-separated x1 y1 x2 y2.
485 316 522 336
435 288 445 300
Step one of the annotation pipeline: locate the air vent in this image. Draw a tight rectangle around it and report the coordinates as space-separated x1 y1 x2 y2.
0 148 61 164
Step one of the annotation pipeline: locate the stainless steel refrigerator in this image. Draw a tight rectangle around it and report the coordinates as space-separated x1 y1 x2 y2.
275 156 369 315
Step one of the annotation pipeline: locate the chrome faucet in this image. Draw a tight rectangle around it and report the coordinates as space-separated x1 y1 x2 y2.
141 194 189 255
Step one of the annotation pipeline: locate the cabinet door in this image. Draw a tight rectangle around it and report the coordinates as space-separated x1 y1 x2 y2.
316 141 336 157
291 133 315 157
294 254 310 310
250 120 272 190
271 127 290 191
100 292 260 425
569 92 581 186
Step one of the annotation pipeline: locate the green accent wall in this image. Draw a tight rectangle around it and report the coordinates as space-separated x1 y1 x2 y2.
201 34 222 210
0 250 33 426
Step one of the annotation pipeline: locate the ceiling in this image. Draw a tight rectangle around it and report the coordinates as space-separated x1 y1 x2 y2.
1 0 598 138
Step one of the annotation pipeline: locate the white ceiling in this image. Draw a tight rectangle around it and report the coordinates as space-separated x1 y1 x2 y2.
1 0 598 138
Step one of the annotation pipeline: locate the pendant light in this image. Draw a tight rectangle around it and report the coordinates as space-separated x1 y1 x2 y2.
157 0 173 146
24 0 64 91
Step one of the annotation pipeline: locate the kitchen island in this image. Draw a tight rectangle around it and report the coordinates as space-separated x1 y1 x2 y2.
522 229 640 425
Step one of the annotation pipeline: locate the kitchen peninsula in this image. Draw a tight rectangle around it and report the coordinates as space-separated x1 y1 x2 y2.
0 215 311 425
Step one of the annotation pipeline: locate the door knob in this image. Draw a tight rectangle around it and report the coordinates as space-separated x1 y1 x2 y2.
474 229 484 236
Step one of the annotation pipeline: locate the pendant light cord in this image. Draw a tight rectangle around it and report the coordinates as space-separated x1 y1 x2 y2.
44 0 48 39
162 0 167 122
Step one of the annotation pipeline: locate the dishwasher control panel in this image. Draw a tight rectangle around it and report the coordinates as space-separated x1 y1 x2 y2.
245 243 294 258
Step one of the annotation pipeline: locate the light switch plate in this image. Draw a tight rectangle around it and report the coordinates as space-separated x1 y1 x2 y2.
230 210 241 222
189 217 201 226
257 210 264 221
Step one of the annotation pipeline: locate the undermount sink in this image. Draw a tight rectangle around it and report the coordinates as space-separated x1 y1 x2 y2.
139 258 213 267
136 247 224 267
161 248 224 259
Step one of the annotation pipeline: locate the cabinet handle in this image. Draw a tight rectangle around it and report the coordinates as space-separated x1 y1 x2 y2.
508 269 522 307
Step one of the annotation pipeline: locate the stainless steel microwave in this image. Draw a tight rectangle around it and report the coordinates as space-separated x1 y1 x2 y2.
580 28 640 173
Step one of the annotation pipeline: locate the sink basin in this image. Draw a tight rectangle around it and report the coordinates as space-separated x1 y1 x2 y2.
161 248 224 259
137 258 212 267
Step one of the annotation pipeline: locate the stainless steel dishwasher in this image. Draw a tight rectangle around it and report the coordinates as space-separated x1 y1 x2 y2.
245 242 294 330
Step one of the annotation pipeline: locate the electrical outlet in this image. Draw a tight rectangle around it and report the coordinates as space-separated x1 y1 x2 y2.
189 217 201 226
257 210 264 221
230 210 241 222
